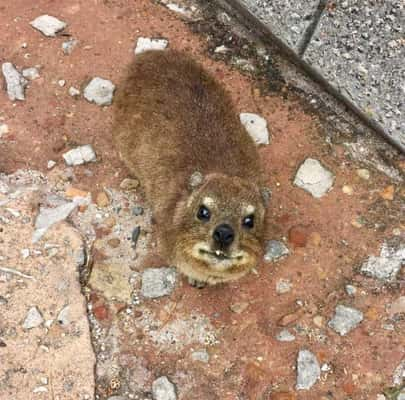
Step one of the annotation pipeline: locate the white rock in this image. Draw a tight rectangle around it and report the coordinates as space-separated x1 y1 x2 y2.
21 248 30 259
33 386 48 393
63 145 97 166
33 201 79 243
328 305 363 336
134 37 168 55
22 67 40 80
296 349 320 390
345 284 357 296
0 123 9 138
393 359 405 386
30 15 67 37
83 77 115 106
2 62 28 101
294 158 334 198
214 45 230 54
276 329 295 342
23 306 44 329
47 160 56 169
166 3 189 15
57 305 70 326
240 113 269 145
361 241 405 282
68 86 80 97
264 240 289 262
152 376 177 400
58 79 66 87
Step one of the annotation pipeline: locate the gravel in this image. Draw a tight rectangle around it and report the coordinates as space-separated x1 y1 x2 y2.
240 113 270 145
23 306 44 329
264 240 289 262
152 376 177 400
296 349 320 390
294 158 334 198
328 305 363 336
360 241 405 282
345 284 357 296
63 145 97 166
134 37 169 55
2 62 27 101
83 77 115 106
22 67 40 80
30 15 67 37
141 268 177 299
276 329 296 342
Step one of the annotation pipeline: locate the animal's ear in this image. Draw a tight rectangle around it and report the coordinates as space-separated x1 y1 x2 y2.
188 171 204 191
260 186 272 207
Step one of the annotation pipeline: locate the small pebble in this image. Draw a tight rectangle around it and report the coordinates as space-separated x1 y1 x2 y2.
21 248 30 259
58 79 66 87
135 37 168 55
2 62 27 101
356 168 370 180
30 15 67 37
240 113 270 145
264 240 289 262
63 145 97 166
0 123 9 137
96 191 110 207
23 306 44 329
131 226 141 248
141 268 176 299
57 305 70 326
47 160 56 169
328 305 363 336
152 376 177 400
229 302 249 314
342 185 353 195
296 349 320 390
84 77 115 106
132 205 144 216
62 38 78 55
22 67 40 80
276 329 295 342
68 86 80 97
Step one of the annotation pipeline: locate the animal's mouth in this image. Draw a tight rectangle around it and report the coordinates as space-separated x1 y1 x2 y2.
199 248 242 261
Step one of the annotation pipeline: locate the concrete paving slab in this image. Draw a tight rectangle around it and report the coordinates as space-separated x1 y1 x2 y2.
304 0 405 149
238 0 320 50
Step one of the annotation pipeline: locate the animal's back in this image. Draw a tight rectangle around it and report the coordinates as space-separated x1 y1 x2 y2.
114 50 262 216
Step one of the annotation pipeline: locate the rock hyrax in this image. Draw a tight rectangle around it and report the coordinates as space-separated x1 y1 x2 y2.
114 50 268 285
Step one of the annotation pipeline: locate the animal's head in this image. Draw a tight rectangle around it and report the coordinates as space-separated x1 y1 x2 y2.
170 172 269 284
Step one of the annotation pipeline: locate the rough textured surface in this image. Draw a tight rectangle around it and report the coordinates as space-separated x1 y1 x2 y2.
0 172 95 400
360 240 405 281
30 14 67 37
296 349 320 390
152 376 177 400
239 0 320 50
141 267 177 298
328 305 364 336
134 37 169 54
63 145 97 166
264 239 289 262
294 158 334 198
305 0 405 149
2 62 27 101
83 77 115 106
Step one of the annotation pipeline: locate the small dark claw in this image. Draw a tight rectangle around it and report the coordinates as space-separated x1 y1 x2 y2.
188 277 206 289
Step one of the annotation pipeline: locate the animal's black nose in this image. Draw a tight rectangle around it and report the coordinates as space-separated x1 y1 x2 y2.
213 224 235 247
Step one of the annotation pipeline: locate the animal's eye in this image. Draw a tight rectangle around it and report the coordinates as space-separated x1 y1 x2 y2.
242 214 254 229
197 205 211 221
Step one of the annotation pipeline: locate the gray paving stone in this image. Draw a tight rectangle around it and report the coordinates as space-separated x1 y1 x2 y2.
304 0 405 149
238 0 320 50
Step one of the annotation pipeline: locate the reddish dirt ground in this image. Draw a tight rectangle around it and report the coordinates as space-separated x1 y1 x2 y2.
1 1 404 399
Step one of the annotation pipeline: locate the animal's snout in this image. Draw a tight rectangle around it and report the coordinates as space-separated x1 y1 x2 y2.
213 224 235 248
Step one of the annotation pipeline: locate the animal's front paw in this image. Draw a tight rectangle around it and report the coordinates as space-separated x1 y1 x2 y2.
188 277 206 289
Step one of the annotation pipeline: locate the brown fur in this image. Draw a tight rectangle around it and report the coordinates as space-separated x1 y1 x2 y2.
114 50 267 284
